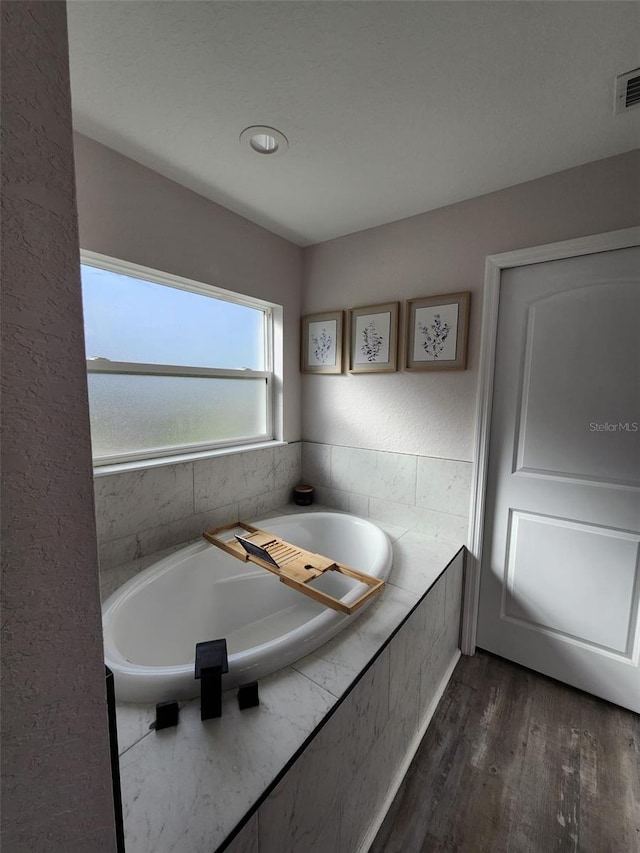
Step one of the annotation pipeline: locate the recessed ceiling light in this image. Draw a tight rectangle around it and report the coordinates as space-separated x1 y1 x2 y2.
240 125 288 156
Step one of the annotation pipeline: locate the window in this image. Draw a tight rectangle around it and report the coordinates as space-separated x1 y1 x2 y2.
81 253 275 465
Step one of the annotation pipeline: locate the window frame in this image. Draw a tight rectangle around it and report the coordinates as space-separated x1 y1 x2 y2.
81 250 276 467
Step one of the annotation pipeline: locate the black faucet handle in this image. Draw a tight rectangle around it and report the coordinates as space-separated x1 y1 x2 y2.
194 639 229 721
195 639 229 678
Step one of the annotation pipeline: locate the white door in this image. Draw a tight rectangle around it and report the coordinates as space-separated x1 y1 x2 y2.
477 245 640 712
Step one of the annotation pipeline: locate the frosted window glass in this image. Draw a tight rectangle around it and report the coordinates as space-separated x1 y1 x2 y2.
81 265 265 370
88 374 267 458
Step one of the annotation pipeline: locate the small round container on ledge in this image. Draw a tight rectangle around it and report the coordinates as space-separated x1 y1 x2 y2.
292 484 314 506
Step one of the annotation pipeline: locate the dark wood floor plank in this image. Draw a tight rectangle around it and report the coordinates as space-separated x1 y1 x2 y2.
375 681 479 853
576 693 640 853
370 652 640 853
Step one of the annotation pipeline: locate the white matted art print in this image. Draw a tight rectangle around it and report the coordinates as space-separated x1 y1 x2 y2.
405 292 470 371
355 311 390 364
301 311 343 373
413 302 459 362
348 302 399 373
308 320 338 366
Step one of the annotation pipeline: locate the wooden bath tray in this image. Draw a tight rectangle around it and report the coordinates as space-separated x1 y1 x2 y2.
203 522 385 615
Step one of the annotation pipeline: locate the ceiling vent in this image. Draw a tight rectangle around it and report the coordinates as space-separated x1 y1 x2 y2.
614 68 640 114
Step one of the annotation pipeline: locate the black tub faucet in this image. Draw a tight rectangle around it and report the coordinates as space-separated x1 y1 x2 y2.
195 639 228 720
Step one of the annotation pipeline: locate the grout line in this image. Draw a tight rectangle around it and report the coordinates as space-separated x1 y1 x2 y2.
300 440 472 465
290 664 342 700
329 443 335 490
118 725 154 758
411 454 418 506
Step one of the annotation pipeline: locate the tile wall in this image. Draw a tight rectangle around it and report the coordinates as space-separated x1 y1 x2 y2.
224 549 464 853
95 440 471 580
94 443 301 574
302 442 472 544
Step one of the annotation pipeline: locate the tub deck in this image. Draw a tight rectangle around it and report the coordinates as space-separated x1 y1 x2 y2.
105 504 465 853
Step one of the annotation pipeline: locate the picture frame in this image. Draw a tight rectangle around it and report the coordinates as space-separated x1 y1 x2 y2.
301 311 344 374
348 302 399 373
405 291 470 371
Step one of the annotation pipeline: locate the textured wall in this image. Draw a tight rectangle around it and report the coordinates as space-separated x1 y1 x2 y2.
73 132 304 442
1 3 117 850
302 150 640 461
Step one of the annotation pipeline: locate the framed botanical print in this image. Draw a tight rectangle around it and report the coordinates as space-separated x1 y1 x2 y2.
405 292 470 371
348 302 399 373
301 311 343 374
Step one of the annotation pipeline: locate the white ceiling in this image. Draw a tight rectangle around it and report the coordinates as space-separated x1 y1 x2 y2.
67 1 640 247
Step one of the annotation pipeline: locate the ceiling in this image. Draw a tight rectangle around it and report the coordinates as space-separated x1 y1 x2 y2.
67 1 640 247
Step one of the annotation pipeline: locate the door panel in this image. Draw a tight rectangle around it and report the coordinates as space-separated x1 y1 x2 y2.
515 281 640 485
478 246 640 711
504 511 639 654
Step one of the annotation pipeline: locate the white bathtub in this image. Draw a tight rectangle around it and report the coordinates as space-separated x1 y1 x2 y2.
102 512 393 703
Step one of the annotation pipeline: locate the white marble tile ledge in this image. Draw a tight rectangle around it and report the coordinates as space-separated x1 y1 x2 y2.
93 439 291 477
109 503 465 853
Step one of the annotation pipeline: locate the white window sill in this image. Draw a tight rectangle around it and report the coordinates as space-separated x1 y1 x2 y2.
92 440 289 478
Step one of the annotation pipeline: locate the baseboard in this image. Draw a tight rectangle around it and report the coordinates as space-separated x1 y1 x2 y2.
356 648 462 853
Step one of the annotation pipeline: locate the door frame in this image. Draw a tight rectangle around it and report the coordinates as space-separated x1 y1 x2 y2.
462 225 640 655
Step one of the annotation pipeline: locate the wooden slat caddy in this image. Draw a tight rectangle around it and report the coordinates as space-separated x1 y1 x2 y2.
203 522 385 615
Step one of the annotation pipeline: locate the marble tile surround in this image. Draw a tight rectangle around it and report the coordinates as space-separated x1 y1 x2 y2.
302 442 471 544
96 437 467 853
240 552 464 853
95 440 468 578
112 508 465 853
94 443 301 572
120 667 336 853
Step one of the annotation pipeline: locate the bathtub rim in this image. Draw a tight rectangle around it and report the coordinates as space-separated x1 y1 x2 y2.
102 511 393 695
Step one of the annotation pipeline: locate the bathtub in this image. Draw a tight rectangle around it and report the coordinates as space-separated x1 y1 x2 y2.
102 512 393 703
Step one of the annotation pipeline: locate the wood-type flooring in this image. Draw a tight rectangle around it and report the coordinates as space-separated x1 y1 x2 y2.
370 651 639 853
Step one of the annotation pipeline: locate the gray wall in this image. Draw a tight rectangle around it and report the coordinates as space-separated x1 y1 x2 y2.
1 2 116 850
73 134 305 574
73 132 304 443
302 149 640 462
